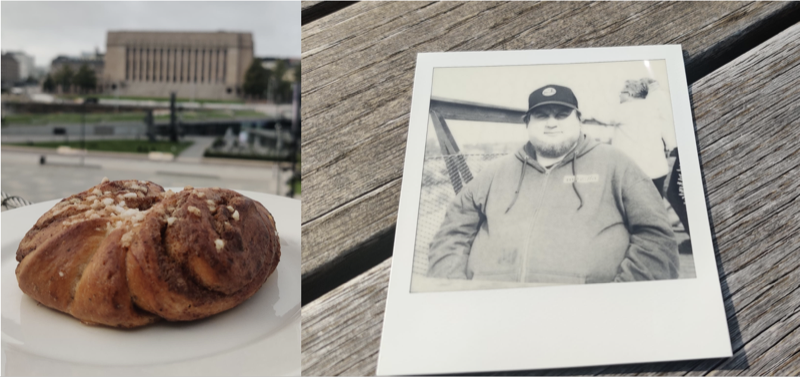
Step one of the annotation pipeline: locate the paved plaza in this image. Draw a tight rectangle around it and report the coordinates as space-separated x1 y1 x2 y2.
1 148 295 206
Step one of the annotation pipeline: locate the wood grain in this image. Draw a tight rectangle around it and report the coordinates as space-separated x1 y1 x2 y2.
300 1 800 279
302 258 391 376
300 21 800 376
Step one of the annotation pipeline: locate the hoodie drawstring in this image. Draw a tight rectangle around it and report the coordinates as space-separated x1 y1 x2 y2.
507 139 588 213
571 154 583 211
505 155 527 213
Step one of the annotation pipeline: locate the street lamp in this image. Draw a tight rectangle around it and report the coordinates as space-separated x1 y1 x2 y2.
112 83 118 113
82 97 98 165
82 99 86 152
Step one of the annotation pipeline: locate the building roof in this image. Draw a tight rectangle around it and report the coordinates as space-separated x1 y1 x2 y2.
51 55 104 65
106 31 253 49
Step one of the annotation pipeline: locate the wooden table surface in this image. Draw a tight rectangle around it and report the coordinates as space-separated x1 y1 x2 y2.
301 2 800 375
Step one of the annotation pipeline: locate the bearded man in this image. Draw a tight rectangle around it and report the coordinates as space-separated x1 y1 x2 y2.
427 84 679 285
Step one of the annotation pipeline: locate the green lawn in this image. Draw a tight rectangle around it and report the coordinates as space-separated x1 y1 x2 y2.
56 94 245 105
5 112 144 125
10 139 193 155
3 110 268 126
176 110 266 121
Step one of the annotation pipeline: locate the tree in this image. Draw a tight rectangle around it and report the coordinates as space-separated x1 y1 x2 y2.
242 59 269 99
73 64 97 93
42 75 56 93
270 60 292 103
54 65 74 93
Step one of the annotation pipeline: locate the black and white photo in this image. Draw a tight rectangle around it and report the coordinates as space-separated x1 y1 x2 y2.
411 60 695 292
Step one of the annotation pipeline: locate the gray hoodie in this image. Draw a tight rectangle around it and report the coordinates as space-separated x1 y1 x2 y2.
427 134 679 284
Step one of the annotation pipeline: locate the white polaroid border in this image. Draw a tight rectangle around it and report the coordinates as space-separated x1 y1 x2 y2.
377 45 732 376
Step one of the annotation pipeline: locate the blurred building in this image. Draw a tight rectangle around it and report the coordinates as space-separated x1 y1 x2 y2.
7 51 35 80
103 31 253 100
1 53 21 89
50 51 105 80
2 51 37 89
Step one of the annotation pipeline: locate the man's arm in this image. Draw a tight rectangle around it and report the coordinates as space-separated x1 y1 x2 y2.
427 181 484 280
615 162 680 281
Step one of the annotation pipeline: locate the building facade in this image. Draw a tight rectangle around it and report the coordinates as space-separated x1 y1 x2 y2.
51 54 105 78
2 51 38 89
104 31 253 101
8 52 35 80
50 53 105 93
1 53 20 89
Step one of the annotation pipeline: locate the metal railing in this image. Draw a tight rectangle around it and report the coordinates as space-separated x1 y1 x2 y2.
1 191 32 211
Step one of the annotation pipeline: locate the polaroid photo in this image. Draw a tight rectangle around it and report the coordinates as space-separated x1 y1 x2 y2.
377 45 732 375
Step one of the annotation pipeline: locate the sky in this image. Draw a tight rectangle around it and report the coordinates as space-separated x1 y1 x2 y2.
430 60 671 120
427 60 674 147
1 1 300 69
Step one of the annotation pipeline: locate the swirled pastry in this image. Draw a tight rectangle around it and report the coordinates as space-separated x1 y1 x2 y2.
15 179 280 328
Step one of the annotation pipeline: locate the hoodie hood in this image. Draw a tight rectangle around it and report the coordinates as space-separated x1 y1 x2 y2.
506 133 601 213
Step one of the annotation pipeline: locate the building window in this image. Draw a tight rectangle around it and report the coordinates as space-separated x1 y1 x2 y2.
165 48 170 82
145 49 150 81
154 48 158 82
200 49 205 83
131 48 136 81
151 48 155 82
152 48 157 82
215 49 220 83
222 50 227 83
187 48 192 83
179 49 184 82
162 48 166 82
208 49 214 83
194 49 198 83
153 48 157 82
140 48 144 81
125 48 130 80
158 48 164 81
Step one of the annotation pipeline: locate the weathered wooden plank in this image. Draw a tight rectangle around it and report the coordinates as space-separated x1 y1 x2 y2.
301 178 401 284
300 22 800 376
300 1 800 279
302 258 391 376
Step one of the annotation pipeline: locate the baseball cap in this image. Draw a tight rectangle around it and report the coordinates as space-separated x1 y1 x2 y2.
527 84 579 112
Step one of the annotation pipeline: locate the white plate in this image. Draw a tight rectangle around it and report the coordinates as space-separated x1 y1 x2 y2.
1 189 301 376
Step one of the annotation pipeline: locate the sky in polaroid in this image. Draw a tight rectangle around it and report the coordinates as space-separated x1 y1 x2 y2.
378 46 731 376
